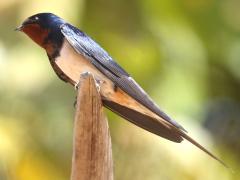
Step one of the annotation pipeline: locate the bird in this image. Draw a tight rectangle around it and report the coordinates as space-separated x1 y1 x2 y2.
16 12 227 168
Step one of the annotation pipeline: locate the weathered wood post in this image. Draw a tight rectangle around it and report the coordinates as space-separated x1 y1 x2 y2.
71 73 113 180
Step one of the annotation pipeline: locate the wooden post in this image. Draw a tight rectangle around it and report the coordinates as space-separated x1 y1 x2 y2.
71 73 113 180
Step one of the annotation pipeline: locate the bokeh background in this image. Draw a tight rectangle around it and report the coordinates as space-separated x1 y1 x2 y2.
0 0 240 179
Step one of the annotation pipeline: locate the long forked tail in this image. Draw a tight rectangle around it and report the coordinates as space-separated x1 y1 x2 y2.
102 99 231 169
179 130 230 169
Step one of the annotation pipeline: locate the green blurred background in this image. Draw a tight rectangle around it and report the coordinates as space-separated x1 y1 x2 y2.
0 0 239 179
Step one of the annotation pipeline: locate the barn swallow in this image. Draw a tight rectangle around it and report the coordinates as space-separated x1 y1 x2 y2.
16 13 228 167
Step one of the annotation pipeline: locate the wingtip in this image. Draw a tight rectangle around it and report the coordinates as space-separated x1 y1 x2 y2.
179 130 231 170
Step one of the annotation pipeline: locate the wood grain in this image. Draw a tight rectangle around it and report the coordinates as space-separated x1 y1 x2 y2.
71 73 113 180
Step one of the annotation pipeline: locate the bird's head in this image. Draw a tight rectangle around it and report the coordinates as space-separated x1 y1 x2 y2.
16 13 65 51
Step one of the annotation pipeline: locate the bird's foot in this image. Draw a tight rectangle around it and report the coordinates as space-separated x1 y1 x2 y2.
74 82 79 90
95 79 105 93
95 82 101 92
74 72 92 90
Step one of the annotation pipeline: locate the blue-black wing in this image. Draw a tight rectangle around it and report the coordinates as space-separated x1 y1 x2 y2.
60 23 186 132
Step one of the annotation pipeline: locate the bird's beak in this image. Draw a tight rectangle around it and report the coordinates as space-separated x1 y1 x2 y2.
15 24 24 31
